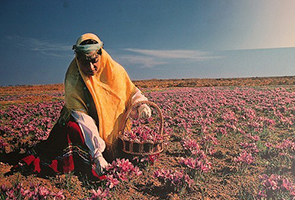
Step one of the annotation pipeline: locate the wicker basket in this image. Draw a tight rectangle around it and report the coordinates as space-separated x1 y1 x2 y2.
118 101 165 156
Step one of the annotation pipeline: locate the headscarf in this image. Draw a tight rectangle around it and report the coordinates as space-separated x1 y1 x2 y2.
64 33 136 147
72 33 104 54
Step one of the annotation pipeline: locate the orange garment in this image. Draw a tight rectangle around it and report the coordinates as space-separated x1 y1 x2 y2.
64 49 136 147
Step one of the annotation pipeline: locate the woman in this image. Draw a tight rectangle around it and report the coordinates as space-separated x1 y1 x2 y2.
14 33 151 178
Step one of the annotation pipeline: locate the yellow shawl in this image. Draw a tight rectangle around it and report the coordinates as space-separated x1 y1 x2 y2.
63 49 136 147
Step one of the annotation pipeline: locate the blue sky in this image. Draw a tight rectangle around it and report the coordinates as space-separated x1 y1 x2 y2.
0 0 295 86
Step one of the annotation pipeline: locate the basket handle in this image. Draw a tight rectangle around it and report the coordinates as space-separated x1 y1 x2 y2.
119 100 164 137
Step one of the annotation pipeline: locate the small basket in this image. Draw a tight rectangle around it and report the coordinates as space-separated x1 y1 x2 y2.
118 101 165 156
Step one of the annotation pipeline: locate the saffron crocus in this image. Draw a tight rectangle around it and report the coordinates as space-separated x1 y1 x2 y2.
179 157 211 173
153 169 194 191
106 175 120 189
53 190 65 200
104 158 142 189
234 150 254 165
258 174 295 199
90 187 110 199
181 138 202 156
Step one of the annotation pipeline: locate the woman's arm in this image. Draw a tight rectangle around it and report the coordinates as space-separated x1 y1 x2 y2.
71 110 108 173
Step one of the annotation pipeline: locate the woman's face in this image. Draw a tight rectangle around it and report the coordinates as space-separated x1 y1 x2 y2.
77 51 101 76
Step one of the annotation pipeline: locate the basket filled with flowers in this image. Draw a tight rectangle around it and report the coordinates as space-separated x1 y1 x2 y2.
118 101 165 156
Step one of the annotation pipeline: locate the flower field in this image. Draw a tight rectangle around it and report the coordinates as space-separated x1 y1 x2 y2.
1 83 295 199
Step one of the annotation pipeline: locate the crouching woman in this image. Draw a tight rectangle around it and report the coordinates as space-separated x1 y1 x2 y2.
13 33 151 179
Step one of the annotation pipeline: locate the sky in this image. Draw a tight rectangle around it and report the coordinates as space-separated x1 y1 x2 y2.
0 0 295 86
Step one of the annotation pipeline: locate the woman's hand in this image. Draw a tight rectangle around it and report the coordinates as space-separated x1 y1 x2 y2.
94 155 109 175
138 104 151 118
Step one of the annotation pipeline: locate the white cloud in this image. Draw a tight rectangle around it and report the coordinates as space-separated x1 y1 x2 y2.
6 35 72 57
118 55 167 68
118 48 222 68
124 48 219 61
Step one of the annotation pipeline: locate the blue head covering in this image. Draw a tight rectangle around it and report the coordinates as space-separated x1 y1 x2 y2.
72 33 103 54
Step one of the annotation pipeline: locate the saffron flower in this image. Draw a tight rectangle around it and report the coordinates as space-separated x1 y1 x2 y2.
234 150 255 165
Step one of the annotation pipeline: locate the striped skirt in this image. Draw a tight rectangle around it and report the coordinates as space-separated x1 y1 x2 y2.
13 117 101 180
